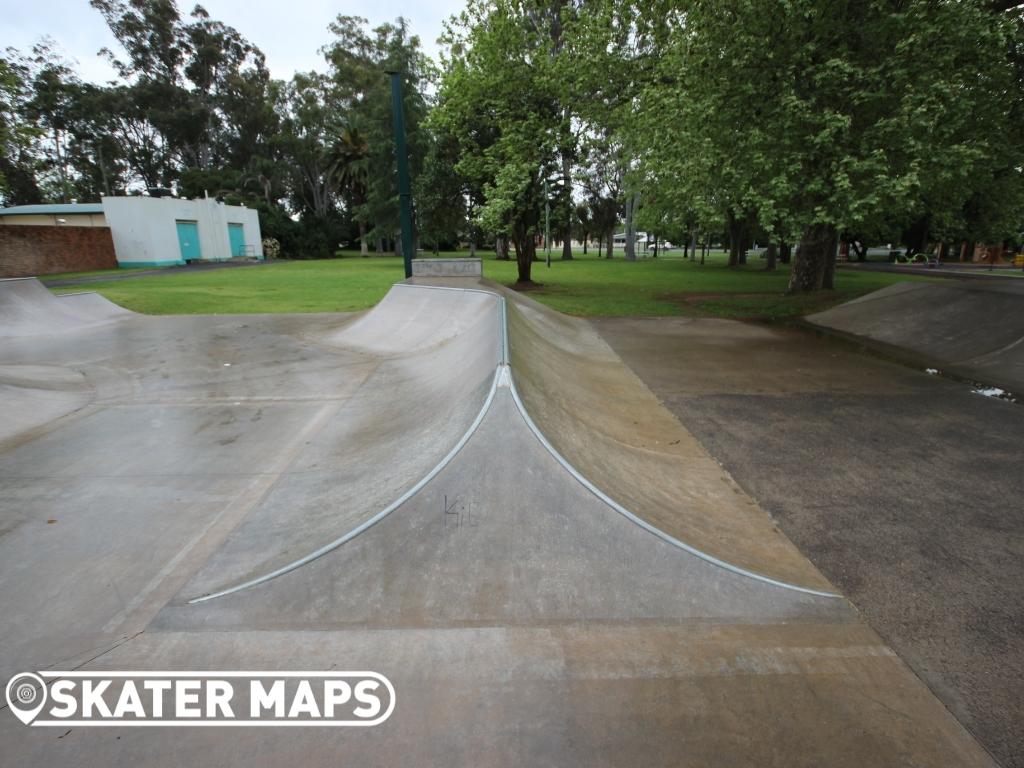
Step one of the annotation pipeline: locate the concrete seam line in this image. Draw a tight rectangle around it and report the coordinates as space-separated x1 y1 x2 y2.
188 364 502 603
403 283 841 599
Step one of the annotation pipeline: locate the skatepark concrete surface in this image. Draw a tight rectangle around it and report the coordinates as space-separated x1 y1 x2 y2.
0 276 998 766
807 281 1024 394
594 313 1024 768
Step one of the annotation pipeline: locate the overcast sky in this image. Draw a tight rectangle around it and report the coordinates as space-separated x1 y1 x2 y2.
2 0 464 83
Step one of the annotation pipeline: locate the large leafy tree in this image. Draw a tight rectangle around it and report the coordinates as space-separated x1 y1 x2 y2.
436 0 566 283
623 0 1020 291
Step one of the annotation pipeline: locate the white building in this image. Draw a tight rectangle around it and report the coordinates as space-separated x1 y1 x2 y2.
101 196 262 267
0 197 263 268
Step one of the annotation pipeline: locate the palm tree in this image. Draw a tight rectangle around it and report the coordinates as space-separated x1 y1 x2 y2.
327 126 370 256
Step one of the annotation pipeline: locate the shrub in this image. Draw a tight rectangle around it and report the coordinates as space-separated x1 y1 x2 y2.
262 237 281 259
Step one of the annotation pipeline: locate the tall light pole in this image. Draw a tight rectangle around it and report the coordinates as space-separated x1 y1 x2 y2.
386 70 414 279
544 178 551 268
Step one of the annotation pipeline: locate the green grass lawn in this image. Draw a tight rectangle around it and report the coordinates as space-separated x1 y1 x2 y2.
49 249 938 319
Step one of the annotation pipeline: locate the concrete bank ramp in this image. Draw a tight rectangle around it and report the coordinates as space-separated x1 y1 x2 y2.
807 281 1024 392
0 277 131 337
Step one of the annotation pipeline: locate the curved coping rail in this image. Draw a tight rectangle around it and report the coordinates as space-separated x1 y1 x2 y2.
189 281 839 603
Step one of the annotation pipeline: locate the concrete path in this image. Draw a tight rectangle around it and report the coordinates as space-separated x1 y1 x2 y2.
594 314 1023 768
0 277 998 766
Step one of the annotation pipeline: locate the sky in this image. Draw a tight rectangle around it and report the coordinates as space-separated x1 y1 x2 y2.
2 0 465 83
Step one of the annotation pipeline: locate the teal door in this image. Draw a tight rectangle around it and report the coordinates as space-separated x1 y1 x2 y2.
176 220 201 261
228 223 245 257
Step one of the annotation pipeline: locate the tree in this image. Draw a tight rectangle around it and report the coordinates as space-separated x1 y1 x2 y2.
0 55 44 204
323 16 432 255
328 126 371 255
437 1 566 283
622 0 1021 292
414 127 467 253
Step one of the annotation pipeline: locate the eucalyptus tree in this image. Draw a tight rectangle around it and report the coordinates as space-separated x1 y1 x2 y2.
0 56 44 204
90 0 274 187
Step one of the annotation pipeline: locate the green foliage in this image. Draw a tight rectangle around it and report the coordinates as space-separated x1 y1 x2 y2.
612 0 1023 290
434 0 569 281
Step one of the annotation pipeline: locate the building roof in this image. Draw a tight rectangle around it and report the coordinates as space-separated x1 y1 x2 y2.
0 203 105 216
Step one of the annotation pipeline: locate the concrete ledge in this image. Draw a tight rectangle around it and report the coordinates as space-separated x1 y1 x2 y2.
412 258 482 277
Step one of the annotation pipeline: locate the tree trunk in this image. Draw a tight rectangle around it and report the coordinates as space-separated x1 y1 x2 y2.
495 235 509 260
624 193 638 261
726 209 742 267
765 242 777 271
582 234 588 255
469 240 477 258
595 234 602 257
683 237 689 260
779 240 791 264
738 218 752 265
359 221 368 257
823 235 838 289
54 128 69 204
606 230 614 259
788 223 837 293
376 237 383 254
512 229 535 283
701 238 707 265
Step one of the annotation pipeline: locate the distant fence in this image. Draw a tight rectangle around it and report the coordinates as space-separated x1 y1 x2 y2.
0 225 118 277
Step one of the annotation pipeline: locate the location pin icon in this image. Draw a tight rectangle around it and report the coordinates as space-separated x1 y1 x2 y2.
6 673 47 725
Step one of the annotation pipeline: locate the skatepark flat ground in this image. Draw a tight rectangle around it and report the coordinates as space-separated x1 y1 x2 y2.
0 276 1006 766
593 314 1024 768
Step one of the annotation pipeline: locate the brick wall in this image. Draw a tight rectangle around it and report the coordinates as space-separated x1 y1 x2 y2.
0 225 118 277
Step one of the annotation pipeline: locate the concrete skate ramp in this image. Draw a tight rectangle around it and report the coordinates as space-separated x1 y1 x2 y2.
181 284 503 599
504 290 834 593
183 280 833 601
0 280 1000 766
808 281 1024 392
0 364 92 444
162 384 848 630
0 277 131 337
